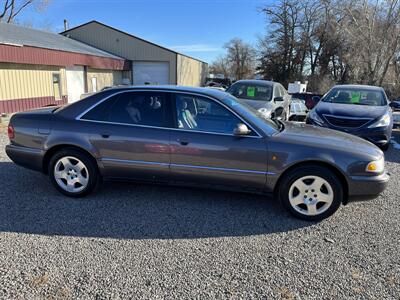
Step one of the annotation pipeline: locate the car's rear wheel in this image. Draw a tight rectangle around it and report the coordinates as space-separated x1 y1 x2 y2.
49 148 99 197
279 166 343 221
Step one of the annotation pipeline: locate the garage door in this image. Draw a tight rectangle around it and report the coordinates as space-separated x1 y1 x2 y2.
133 62 169 85
66 66 85 103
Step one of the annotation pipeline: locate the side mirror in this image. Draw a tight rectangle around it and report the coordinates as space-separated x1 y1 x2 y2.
273 107 284 119
274 96 284 102
312 96 321 103
233 123 251 136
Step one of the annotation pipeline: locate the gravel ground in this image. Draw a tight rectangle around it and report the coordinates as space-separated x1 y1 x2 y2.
0 126 399 300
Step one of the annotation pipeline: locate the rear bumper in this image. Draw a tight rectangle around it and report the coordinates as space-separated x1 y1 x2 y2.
5 144 44 172
347 172 389 202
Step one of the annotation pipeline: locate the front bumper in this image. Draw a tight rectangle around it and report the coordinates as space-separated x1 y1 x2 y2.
5 144 44 172
306 118 391 146
347 172 389 202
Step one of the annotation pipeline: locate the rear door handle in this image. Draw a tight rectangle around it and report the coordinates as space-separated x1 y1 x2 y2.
101 133 111 138
177 138 189 146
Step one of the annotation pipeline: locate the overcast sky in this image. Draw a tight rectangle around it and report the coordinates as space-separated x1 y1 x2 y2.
17 0 269 63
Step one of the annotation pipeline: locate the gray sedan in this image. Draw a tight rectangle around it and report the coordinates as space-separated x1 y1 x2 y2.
226 80 291 120
6 86 389 220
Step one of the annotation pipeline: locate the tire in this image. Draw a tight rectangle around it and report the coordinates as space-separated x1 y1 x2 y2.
379 143 390 151
48 148 100 197
279 165 343 221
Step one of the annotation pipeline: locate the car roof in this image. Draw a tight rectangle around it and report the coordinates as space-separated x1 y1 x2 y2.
232 80 276 86
95 85 230 100
332 84 383 91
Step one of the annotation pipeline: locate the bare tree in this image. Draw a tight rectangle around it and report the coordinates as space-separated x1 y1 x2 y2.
224 38 256 80
258 0 400 93
334 0 400 85
209 55 231 79
0 0 49 23
259 0 302 84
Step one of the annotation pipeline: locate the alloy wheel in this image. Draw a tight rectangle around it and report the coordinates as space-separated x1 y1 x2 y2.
54 156 89 193
288 175 334 216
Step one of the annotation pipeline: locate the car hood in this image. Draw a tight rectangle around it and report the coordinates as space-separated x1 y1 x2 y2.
277 122 382 158
315 101 388 119
237 98 274 111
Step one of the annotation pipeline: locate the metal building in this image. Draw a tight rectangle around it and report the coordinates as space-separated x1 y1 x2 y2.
62 21 208 87
0 21 207 114
0 22 129 113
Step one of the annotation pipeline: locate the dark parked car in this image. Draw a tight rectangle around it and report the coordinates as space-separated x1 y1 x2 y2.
389 100 400 111
307 85 393 150
393 112 400 128
290 92 322 110
226 80 291 120
6 86 388 221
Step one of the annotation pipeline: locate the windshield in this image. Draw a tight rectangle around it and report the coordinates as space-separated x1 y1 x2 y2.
322 88 387 106
223 95 280 131
227 83 273 101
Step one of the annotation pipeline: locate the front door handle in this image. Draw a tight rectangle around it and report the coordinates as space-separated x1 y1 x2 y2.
101 133 111 138
177 138 189 146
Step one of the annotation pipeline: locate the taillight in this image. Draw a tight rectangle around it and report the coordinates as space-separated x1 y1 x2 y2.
7 124 14 139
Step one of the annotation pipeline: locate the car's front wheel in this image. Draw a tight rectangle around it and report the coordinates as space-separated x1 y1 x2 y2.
49 148 99 197
279 165 343 221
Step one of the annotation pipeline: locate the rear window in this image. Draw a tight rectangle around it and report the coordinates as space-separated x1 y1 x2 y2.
227 83 273 101
322 88 386 106
291 94 307 101
81 91 171 128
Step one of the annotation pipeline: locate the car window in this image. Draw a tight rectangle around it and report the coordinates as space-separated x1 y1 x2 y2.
227 83 272 101
175 94 246 135
322 88 386 106
82 91 170 127
275 85 284 98
291 94 306 101
81 95 119 121
279 85 287 97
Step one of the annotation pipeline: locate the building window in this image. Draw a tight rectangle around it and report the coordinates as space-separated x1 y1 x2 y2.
52 73 62 100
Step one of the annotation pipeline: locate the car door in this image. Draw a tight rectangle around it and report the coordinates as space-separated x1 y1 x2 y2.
79 90 173 181
169 93 268 192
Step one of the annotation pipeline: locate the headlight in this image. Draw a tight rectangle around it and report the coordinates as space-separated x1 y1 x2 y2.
308 109 324 125
366 157 385 173
368 113 391 128
258 108 272 118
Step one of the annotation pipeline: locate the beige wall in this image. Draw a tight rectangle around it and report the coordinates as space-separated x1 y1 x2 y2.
0 62 67 101
64 22 177 84
86 68 125 92
177 54 208 87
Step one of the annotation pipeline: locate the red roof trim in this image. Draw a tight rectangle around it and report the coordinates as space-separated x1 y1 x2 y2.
0 44 130 70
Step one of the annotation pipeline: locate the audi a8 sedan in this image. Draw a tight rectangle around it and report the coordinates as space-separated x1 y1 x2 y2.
6 86 389 220
307 85 393 150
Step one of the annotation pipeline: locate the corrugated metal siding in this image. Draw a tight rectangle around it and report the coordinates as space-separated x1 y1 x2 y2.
63 22 177 84
0 22 124 59
0 44 129 70
0 96 68 114
87 68 123 92
177 54 208 87
0 63 68 101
